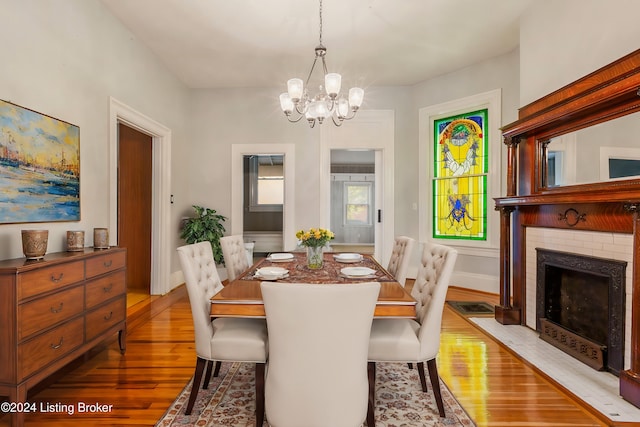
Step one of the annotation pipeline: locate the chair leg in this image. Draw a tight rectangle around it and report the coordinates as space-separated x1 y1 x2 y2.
185 357 207 415
417 362 428 392
203 360 213 389
367 362 376 427
407 363 413 369
427 358 445 418
213 360 222 377
255 363 265 427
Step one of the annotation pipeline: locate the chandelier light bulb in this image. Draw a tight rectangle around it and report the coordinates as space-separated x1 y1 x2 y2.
279 93 294 114
348 87 364 109
287 78 304 102
337 98 349 118
324 73 341 98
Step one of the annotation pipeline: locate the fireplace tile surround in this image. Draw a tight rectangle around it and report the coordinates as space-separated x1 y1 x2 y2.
525 227 633 370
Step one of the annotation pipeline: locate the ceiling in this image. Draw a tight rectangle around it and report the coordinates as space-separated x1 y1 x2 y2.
100 0 532 90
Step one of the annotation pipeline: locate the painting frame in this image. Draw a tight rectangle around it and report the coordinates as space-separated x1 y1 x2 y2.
0 99 80 224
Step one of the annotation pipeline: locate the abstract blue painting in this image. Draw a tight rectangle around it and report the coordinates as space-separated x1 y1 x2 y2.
0 100 80 223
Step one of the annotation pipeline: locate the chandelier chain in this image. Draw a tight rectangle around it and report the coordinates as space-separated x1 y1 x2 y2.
319 0 323 45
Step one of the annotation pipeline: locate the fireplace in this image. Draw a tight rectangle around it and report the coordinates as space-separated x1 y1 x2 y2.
536 249 627 375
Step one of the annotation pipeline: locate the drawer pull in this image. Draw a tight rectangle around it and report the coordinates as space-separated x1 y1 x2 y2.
50 273 64 282
103 283 113 292
103 260 113 268
50 337 64 350
50 302 64 313
103 311 113 321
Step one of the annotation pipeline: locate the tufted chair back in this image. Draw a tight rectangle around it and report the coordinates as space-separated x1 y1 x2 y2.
177 242 224 359
261 282 380 427
386 236 415 287
220 235 251 281
412 242 458 360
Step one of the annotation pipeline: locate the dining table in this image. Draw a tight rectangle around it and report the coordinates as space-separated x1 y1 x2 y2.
210 252 417 318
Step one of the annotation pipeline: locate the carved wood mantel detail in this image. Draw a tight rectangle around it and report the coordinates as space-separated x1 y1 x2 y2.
496 49 640 409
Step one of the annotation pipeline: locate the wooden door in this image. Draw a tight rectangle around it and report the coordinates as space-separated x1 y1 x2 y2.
117 123 152 293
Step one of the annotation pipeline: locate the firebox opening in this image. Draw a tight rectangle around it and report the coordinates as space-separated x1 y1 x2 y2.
536 248 626 375
544 265 608 345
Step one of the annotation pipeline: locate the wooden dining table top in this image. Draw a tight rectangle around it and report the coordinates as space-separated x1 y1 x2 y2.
210 252 417 318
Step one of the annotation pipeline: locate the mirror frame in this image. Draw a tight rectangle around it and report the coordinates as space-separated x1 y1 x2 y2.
499 48 640 202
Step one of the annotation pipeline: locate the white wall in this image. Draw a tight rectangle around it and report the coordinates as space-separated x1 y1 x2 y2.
520 0 640 105
0 0 190 274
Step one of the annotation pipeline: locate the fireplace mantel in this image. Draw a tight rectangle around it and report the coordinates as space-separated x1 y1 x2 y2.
495 49 640 408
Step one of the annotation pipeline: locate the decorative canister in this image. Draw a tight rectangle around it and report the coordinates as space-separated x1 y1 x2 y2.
66 230 85 251
93 228 109 249
21 229 49 260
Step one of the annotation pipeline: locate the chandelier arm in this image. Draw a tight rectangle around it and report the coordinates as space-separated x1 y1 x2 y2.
331 115 344 127
321 54 328 76
285 113 305 123
294 102 307 115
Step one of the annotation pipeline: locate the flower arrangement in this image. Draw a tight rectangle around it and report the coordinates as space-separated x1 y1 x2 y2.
295 227 334 248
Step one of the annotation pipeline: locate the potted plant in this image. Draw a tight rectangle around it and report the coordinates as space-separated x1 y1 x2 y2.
180 205 227 265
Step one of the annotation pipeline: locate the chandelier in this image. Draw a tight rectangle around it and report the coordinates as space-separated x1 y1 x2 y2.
279 0 364 128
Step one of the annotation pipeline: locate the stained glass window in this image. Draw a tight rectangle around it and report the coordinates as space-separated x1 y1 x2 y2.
433 109 488 240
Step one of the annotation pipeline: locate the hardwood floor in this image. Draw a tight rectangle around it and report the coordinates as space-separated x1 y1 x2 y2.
0 284 623 426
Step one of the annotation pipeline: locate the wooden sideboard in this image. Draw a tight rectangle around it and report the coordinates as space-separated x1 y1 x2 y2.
0 247 127 426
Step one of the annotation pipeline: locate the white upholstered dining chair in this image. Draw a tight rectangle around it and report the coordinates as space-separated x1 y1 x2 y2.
220 234 251 281
368 242 457 418
261 281 381 427
386 235 415 288
177 242 268 425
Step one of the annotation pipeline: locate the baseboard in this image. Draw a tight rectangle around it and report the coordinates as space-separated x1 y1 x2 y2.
451 271 499 294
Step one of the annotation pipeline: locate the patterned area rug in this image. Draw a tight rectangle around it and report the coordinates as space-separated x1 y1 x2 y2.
156 362 475 427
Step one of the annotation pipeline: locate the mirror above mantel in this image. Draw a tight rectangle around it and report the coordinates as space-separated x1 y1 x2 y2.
542 111 640 188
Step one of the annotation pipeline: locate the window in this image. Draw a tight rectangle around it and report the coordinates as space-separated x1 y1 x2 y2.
344 182 372 226
432 109 488 240
248 155 283 212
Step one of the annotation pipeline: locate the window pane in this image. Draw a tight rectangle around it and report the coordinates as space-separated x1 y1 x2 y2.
347 185 369 204
346 204 369 223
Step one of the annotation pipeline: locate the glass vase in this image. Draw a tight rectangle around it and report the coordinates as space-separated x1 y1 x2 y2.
306 245 324 269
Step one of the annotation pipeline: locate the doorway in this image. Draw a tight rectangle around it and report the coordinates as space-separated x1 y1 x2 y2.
330 149 375 254
319 110 394 264
242 155 284 257
118 123 152 301
231 144 296 252
109 97 172 296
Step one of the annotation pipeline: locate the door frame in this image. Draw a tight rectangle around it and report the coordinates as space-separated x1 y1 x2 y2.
319 110 395 265
109 97 172 295
231 144 296 251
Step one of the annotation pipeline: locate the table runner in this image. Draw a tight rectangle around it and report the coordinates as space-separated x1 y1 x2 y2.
237 252 396 284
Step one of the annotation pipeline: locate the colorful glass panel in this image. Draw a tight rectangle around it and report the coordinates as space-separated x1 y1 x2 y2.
432 109 487 240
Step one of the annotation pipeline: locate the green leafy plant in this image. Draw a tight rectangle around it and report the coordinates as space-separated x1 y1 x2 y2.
180 205 227 264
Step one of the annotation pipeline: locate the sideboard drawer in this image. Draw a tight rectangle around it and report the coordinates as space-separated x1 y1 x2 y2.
85 270 126 309
86 297 126 342
86 251 126 279
17 260 85 301
18 285 84 341
18 317 84 380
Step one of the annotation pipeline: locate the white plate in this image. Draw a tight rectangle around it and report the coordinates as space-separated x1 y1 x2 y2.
257 266 288 276
340 267 376 277
255 273 289 281
267 253 294 262
333 253 363 263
